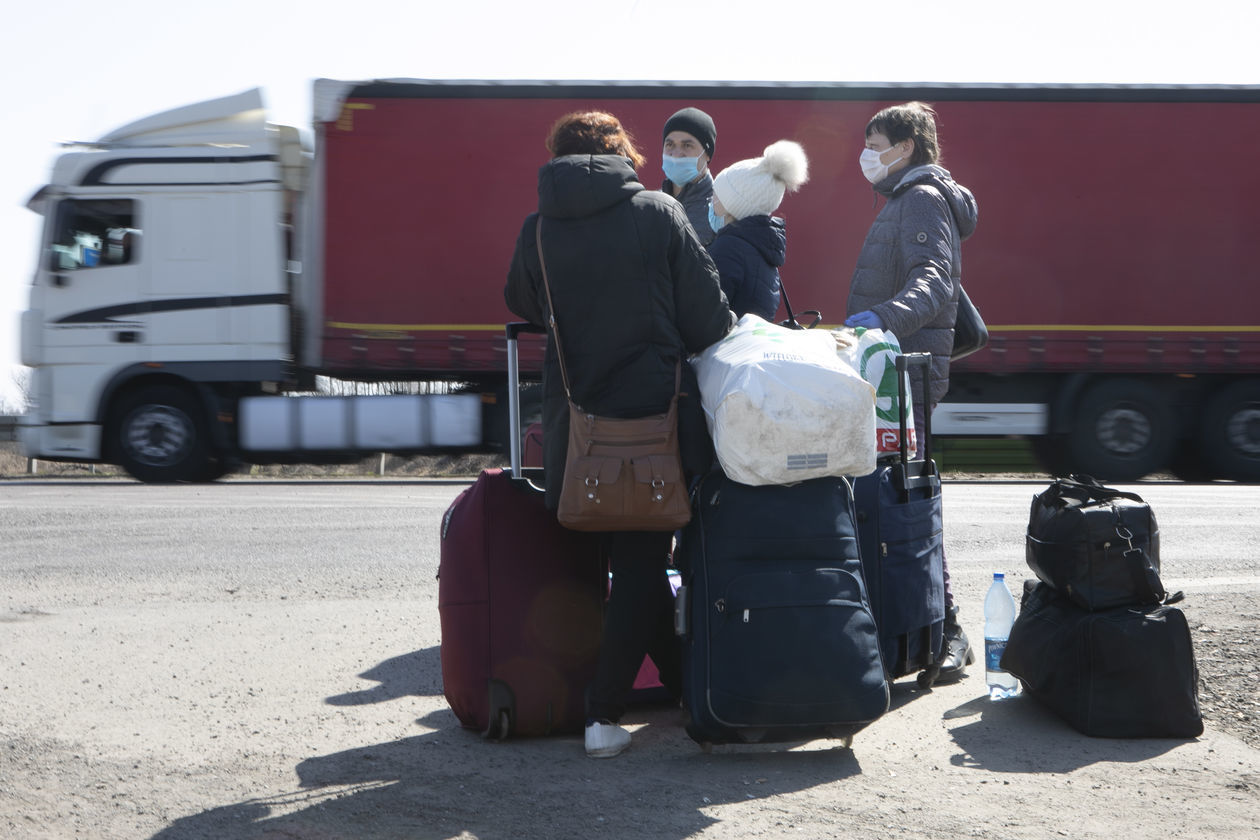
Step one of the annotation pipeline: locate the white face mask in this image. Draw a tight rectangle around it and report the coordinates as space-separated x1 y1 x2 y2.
859 145 905 184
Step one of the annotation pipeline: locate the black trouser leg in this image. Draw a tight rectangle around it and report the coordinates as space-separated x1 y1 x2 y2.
586 530 674 723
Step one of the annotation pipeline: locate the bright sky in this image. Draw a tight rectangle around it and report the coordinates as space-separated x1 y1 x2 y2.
2 0 1257 411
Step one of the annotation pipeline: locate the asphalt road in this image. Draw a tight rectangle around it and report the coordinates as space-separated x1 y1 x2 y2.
2 478 1258 839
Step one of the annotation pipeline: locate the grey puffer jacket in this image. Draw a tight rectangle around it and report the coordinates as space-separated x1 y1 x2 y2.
506 155 734 509
847 164 978 408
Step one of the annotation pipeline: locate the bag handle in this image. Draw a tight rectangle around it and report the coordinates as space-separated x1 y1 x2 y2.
534 217 681 405
1047 474 1146 507
778 276 821 330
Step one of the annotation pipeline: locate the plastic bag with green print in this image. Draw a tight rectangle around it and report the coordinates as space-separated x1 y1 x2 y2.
832 326 916 460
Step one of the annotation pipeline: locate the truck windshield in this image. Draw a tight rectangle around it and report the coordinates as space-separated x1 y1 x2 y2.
50 199 139 270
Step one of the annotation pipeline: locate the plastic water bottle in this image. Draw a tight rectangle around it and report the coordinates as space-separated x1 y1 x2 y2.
983 572 1019 700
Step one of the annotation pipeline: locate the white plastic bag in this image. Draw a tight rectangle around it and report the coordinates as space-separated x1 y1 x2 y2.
832 326 915 458
691 314 876 485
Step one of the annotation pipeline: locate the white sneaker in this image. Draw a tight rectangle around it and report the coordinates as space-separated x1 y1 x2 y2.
584 721 631 758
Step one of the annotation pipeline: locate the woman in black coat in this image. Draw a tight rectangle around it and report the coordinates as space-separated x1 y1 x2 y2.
505 111 733 758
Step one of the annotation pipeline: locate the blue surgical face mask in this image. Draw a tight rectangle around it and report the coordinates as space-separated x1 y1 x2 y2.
707 200 725 234
663 155 701 186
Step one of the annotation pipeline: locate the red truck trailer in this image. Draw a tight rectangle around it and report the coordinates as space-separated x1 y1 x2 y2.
18 80 1260 481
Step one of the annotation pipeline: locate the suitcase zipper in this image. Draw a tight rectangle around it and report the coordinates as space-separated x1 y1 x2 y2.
728 598 869 622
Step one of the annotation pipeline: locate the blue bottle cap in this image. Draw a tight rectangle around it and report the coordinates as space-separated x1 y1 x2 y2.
994 572 1005 579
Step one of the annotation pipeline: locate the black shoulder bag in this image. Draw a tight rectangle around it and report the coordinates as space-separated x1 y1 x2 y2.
950 286 988 361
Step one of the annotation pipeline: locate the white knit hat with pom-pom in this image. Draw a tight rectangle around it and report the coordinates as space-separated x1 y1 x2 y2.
711 140 809 220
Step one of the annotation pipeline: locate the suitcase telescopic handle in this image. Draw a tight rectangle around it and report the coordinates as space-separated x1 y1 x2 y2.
506 322 546 479
895 353 934 463
891 353 941 498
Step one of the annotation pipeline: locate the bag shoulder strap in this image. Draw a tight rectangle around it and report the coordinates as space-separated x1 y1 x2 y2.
534 217 575 401
894 177 977 324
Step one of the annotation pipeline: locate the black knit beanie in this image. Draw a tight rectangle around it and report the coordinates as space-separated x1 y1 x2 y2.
662 107 716 160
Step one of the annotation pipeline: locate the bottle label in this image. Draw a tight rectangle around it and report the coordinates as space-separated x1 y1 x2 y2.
985 638 1007 672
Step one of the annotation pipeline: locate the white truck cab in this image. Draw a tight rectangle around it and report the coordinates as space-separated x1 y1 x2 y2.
19 89 305 481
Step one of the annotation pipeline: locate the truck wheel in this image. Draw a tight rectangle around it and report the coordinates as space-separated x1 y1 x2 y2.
1200 379 1260 482
1066 379 1177 481
110 385 210 483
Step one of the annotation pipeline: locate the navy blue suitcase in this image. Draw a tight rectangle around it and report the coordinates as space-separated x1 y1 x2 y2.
675 470 889 747
852 353 946 688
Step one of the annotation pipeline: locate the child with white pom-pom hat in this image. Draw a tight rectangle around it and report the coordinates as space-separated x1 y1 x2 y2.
707 140 809 320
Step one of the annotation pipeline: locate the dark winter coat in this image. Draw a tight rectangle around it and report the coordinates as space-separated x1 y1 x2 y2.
662 171 716 246
506 154 734 509
847 164 979 408
708 215 786 320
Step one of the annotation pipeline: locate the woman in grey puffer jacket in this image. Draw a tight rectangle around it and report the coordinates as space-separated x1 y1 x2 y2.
846 102 978 415
845 101 978 682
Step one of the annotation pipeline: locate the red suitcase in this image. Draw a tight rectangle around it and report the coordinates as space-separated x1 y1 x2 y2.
439 466 605 737
438 323 607 737
438 323 606 738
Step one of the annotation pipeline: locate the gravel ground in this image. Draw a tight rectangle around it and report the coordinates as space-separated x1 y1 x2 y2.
1187 594 1260 750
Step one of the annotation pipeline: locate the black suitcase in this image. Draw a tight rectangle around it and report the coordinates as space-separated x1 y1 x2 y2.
675 470 889 747
852 353 946 688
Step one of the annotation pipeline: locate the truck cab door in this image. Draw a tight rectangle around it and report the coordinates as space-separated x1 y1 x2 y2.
35 197 148 364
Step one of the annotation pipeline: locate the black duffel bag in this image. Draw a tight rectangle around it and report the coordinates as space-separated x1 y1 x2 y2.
1001 581 1203 739
1026 474 1164 611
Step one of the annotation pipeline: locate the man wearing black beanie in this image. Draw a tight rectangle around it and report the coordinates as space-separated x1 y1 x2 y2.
662 107 718 246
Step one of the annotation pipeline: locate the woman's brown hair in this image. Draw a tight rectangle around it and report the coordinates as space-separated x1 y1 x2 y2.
865 101 941 167
545 111 646 169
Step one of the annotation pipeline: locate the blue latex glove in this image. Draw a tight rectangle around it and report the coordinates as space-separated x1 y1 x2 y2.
845 310 884 330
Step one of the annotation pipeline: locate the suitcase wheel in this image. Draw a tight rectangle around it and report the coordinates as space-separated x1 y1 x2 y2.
484 680 515 741
484 709 511 741
838 734 854 750
916 666 941 690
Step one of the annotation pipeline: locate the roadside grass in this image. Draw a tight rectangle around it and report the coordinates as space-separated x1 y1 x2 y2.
2 438 1046 480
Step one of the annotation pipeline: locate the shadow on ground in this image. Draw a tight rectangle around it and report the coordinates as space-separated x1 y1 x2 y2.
945 693 1193 774
149 645 867 840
